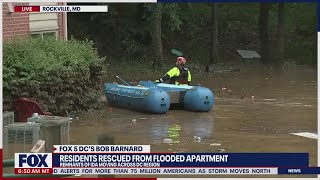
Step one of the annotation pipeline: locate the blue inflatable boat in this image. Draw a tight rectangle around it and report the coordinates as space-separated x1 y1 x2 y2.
139 81 215 112
104 83 170 114
103 81 214 114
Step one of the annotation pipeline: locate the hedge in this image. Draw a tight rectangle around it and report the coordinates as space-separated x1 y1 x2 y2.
3 36 105 115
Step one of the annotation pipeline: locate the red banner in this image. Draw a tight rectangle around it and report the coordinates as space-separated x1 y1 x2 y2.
14 6 40 12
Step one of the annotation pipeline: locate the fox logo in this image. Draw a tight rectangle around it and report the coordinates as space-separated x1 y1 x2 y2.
15 153 52 168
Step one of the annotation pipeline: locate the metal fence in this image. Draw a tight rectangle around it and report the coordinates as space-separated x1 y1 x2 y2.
2 115 71 159
3 123 40 159
3 111 14 127
27 115 71 145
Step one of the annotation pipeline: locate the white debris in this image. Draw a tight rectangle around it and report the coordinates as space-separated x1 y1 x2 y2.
210 143 221 146
163 138 173 144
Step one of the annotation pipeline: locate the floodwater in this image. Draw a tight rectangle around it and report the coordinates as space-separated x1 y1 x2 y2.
70 68 317 178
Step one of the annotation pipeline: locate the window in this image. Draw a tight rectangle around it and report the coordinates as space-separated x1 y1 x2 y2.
7 3 14 13
30 31 58 39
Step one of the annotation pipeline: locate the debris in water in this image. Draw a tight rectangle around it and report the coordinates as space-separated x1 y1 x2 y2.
217 149 225 152
194 136 201 142
227 90 233 94
304 105 312 108
163 138 173 144
210 143 221 146
139 118 147 120
291 132 317 139
240 94 246 99
251 96 255 102
153 140 162 144
263 99 277 101
132 119 136 123
265 77 269 80
217 116 230 119
222 87 227 91
288 102 302 105
168 148 172 151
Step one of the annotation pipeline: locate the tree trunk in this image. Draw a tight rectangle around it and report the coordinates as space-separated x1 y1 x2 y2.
114 5 122 59
276 2 285 69
150 4 164 69
206 3 219 72
259 3 271 65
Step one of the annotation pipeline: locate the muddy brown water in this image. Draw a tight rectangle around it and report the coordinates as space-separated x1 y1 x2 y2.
11 69 318 178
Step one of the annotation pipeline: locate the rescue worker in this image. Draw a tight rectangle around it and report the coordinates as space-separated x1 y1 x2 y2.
156 57 192 85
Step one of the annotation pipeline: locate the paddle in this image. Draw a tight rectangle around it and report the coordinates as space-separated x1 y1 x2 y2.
115 75 131 86
171 49 183 57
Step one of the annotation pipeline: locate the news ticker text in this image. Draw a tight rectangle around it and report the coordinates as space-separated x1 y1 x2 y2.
14 6 108 12
13 145 320 175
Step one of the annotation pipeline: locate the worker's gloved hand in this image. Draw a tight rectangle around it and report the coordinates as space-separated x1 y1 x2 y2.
130 81 138 86
155 78 164 84
155 78 163 83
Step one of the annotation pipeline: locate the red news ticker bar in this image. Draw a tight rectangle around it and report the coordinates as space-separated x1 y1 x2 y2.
0 149 2 176
15 168 53 174
14 6 40 12
80 179 157 180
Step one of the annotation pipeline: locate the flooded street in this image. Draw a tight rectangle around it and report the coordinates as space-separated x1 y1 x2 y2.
70 68 317 178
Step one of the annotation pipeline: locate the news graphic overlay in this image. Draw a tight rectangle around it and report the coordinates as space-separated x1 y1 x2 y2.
14 153 53 174
53 145 151 153
14 145 320 175
14 5 108 13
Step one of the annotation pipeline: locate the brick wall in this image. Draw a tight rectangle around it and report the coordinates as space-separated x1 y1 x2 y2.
3 2 67 41
58 12 66 40
3 3 30 41
57 2 66 40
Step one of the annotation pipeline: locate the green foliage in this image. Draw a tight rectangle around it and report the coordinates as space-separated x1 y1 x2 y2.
283 3 317 65
143 3 183 31
162 3 183 31
3 37 105 115
67 3 317 67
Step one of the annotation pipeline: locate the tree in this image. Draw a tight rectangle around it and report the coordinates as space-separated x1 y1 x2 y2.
276 3 285 68
66 3 316 69
259 3 271 65
150 4 164 68
206 3 219 72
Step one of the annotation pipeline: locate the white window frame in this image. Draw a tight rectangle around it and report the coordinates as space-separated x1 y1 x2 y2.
7 3 14 13
30 30 58 39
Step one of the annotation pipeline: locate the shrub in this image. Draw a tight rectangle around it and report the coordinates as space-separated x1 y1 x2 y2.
3 36 105 115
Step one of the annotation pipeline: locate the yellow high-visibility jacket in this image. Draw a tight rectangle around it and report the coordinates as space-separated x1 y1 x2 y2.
160 66 192 85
